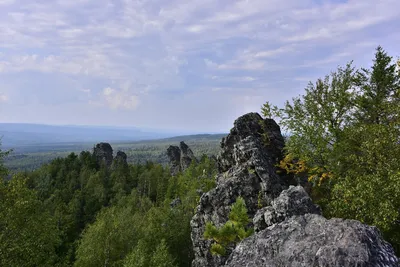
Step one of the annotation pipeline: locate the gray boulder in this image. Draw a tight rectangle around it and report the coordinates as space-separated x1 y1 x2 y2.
226 214 399 267
253 185 321 232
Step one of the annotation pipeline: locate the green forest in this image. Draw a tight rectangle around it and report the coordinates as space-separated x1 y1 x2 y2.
0 46 399 266
1 146 218 266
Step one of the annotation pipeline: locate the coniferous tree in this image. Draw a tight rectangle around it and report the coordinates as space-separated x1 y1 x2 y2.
204 196 253 256
354 46 400 125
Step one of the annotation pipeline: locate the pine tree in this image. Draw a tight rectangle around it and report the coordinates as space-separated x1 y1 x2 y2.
204 196 253 256
354 46 400 125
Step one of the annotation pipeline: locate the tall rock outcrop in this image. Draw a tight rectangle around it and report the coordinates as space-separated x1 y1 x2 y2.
93 142 114 167
167 145 181 175
167 141 197 175
179 141 197 170
191 113 287 267
190 112 399 267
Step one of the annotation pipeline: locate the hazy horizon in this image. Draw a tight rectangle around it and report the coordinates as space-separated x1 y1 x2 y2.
0 122 226 134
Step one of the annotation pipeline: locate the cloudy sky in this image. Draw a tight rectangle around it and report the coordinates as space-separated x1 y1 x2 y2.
0 0 399 133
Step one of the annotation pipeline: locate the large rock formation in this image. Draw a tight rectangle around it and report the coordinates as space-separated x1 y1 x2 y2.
167 141 197 175
191 113 287 267
226 214 398 267
190 112 399 267
93 142 114 167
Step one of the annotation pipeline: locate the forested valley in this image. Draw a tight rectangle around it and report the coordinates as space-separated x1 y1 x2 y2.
0 142 217 266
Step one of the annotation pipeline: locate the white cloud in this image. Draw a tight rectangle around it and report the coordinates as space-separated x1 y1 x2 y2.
254 46 296 58
299 52 353 68
0 94 8 102
238 76 256 82
0 0 14 5
101 87 139 110
218 61 265 71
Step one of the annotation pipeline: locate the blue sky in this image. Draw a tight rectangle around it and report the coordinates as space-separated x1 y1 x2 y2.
0 0 399 133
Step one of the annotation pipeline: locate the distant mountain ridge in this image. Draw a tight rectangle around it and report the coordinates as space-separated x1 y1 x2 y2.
0 123 225 148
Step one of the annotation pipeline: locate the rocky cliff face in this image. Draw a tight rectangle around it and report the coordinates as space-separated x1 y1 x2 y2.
167 141 197 175
190 112 399 267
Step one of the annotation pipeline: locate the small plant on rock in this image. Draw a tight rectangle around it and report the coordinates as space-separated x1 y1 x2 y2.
204 196 254 256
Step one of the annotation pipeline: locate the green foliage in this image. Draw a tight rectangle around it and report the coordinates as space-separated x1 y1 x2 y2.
74 191 152 267
354 46 400 125
122 239 177 267
0 141 12 178
0 174 61 267
149 239 177 267
166 155 217 209
328 123 400 252
122 240 149 267
73 154 217 267
263 46 400 255
264 61 356 179
204 197 253 256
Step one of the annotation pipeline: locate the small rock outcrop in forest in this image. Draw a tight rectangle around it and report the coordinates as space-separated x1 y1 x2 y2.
167 141 197 175
92 143 128 168
93 142 114 167
114 151 128 166
190 112 399 267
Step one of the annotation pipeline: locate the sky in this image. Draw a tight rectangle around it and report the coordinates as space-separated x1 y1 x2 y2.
0 0 399 133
